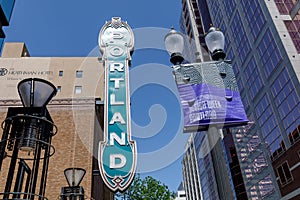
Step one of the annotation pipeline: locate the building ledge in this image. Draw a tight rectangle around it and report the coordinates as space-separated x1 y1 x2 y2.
0 97 97 107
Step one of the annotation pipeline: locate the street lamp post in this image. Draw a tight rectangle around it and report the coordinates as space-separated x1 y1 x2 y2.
0 78 57 200
165 27 240 200
60 168 86 200
204 26 235 200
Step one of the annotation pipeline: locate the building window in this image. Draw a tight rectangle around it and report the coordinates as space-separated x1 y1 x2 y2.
250 185 259 199
244 58 264 99
230 12 250 63
274 0 295 15
76 70 83 78
59 70 63 77
57 86 61 93
277 161 293 186
270 136 286 161
284 20 300 53
258 174 275 198
75 86 82 94
257 29 282 77
253 154 268 174
242 0 266 41
288 125 300 145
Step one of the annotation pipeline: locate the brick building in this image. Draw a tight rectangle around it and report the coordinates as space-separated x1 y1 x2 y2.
272 125 300 200
0 42 114 199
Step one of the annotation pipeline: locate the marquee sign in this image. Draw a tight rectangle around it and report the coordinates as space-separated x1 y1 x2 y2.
98 17 137 192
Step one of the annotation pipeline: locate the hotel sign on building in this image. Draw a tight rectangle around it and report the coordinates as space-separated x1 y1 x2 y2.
0 68 53 80
98 17 137 192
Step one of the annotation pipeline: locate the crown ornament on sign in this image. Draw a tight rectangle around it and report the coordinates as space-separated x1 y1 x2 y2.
111 17 122 29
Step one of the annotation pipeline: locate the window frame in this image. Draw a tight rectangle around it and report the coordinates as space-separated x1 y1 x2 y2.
276 161 293 186
76 70 83 78
74 86 82 94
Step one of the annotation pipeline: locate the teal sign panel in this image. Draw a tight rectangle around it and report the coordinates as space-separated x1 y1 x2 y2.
98 17 136 192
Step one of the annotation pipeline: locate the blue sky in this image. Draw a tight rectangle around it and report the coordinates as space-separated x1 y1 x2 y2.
5 0 182 56
4 0 189 192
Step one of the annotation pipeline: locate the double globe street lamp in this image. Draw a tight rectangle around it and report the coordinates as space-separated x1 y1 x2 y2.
164 26 245 200
164 26 226 64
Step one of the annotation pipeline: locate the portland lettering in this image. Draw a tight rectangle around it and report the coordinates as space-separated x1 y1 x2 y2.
98 17 136 192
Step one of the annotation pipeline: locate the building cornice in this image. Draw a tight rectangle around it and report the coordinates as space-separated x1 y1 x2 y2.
0 97 97 108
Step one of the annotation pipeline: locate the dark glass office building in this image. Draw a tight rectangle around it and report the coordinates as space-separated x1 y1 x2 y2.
0 0 15 49
180 0 300 199
182 133 220 200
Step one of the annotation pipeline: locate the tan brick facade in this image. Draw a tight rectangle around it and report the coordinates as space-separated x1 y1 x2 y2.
0 43 113 200
46 105 95 199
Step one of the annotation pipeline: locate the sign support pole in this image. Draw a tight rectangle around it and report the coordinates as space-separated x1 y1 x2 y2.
207 126 235 200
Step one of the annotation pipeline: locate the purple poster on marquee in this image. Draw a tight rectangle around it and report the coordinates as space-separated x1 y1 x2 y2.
173 61 248 132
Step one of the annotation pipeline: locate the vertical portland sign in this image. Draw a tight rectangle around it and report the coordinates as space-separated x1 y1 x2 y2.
98 17 137 192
